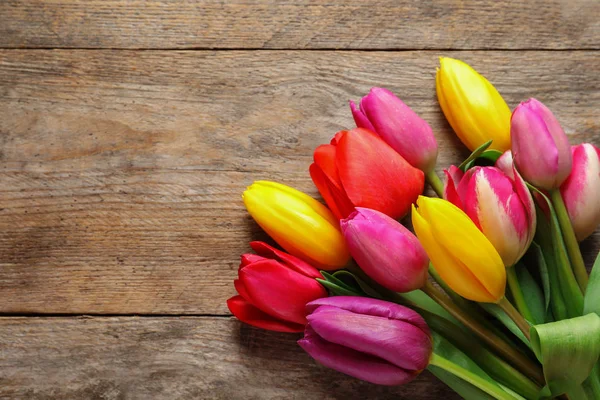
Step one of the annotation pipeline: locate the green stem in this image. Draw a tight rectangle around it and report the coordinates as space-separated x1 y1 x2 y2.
425 169 445 198
422 281 544 385
506 267 536 324
422 311 541 399
549 189 588 292
497 297 531 341
428 353 515 400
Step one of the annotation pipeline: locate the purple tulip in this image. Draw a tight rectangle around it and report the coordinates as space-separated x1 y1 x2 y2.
350 87 438 172
511 98 572 190
298 297 432 386
340 207 429 292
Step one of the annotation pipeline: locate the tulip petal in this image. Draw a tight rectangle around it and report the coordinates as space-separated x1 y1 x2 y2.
443 166 464 208
349 100 376 132
306 296 429 335
250 241 322 279
307 306 432 371
243 181 350 269
511 103 561 189
412 204 498 302
336 128 424 219
298 325 417 386
341 208 429 292
309 163 355 221
416 197 506 302
240 260 327 325
360 88 438 172
240 253 267 268
561 144 600 241
227 296 304 333
438 57 511 152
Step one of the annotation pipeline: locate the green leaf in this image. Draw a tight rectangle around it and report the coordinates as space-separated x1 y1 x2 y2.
530 188 584 317
529 243 552 315
332 270 384 299
316 278 362 297
530 313 600 397
481 303 530 348
515 265 546 325
479 149 503 164
584 252 600 316
399 290 458 324
428 331 517 400
459 140 493 172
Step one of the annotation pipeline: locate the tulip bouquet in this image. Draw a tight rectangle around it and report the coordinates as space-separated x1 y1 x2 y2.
228 57 600 399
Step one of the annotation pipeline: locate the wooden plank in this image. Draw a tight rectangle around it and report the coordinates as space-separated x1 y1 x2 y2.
0 316 457 399
0 1 598 50
0 50 598 314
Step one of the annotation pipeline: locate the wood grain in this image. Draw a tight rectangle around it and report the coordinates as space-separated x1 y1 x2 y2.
0 316 458 399
0 0 598 50
0 50 598 314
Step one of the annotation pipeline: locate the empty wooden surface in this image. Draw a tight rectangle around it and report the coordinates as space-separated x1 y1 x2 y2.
0 1 598 399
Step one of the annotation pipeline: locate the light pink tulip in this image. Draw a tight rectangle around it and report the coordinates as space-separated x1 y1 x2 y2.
511 98 572 190
350 87 438 172
560 143 600 241
340 207 429 292
445 165 536 266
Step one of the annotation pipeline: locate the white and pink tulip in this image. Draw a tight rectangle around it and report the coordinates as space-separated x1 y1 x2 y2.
444 165 536 267
560 143 600 241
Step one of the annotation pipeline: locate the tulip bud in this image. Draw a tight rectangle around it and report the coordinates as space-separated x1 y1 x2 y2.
310 128 424 220
243 181 350 270
495 150 515 180
350 87 438 172
227 242 327 332
436 57 511 152
340 207 429 292
412 196 506 303
298 296 432 386
511 98 572 190
560 143 600 241
444 165 536 267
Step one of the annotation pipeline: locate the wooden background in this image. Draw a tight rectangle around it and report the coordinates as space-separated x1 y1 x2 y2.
0 1 598 399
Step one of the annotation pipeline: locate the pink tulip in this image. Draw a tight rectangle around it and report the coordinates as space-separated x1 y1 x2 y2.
445 165 536 266
511 98 572 190
340 207 429 292
298 296 432 386
350 87 438 172
560 143 600 241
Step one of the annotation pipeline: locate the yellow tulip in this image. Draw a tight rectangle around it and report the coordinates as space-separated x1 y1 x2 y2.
243 180 350 270
411 196 506 303
436 57 511 152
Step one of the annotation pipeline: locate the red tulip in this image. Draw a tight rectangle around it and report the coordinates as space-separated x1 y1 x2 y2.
227 241 327 333
310 128 425 220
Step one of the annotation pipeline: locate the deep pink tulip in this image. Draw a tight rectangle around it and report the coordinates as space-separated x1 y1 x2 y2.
350 87 438 172
445 165 536 266
227 242 327 333
511 98 572 190
340 207 429 292
560 143 600 241
298 297 432 386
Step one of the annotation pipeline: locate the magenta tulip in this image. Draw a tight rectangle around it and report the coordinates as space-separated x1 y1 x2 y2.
445 165 536 266
227 242 327 333
298 296 432 386
350 87 438 172
560 143 600 241
340 207 429 292
511 98 572 190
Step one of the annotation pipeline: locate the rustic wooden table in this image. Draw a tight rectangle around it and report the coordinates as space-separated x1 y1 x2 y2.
0 1 598 399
